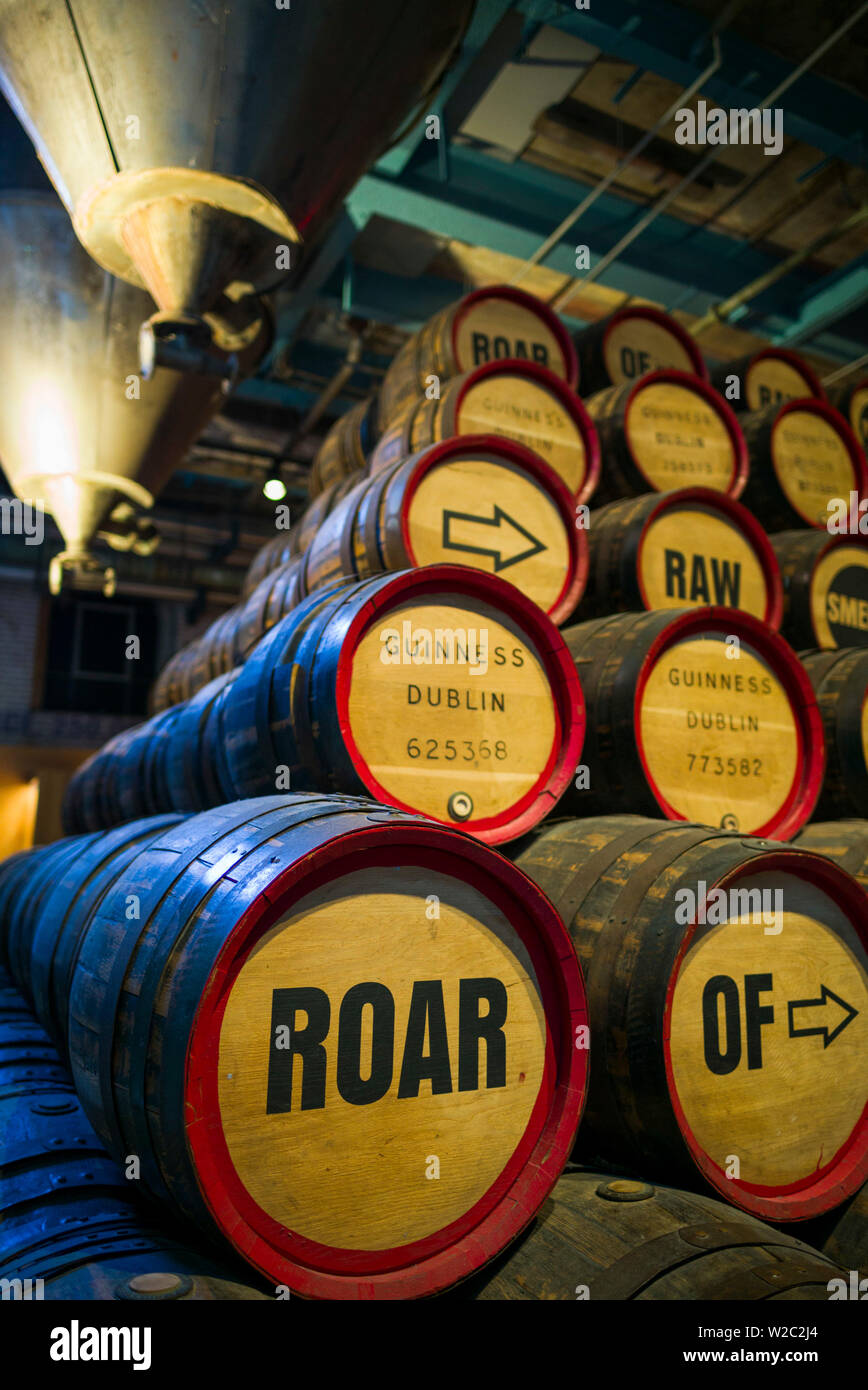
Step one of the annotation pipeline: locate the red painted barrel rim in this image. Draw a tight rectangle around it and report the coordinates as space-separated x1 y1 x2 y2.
744 347 827 401
769 397 868 528
622 368 750 500
448 358 601 504
185 822 589 1298
634 486 784 629
600 305 709 381
332 564 585 844
631 606 825 839
662 849 868 1220
448 284 579 390
393 433 588 625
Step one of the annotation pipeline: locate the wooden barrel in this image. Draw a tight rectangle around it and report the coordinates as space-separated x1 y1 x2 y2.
309 395 380 498
514 815 868 1221
378 284 578 431
222 565 584 845
4 835 101 1005
233 555 308 662
37 794 589 1299
739 398 868 530
771 531 868 651
710 348 825 413
242 530 298 599
800 648 868 819
0 980 269 1300
583 370 749 504
0 850 42 968
795 1179 868 1279
371 360 600 502
292 473 362 557
559 607 824 839
580 487 782 626
305 435 588 624
163 672 239 814
462 1168 847 1299
793 821 868 894
25 817 181 1052
828 377 868 455
573 305 708 397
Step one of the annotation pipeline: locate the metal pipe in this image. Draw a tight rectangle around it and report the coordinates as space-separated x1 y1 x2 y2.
823 352 868 386
508 38 722 290
547 2 868 312
283 325 366 452
689 204 868 337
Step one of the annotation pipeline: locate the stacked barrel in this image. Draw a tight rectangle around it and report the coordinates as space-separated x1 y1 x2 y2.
0 795 588 1299
7 286 868 1299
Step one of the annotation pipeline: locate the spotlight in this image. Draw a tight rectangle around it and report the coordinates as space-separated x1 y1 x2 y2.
263 477 287 501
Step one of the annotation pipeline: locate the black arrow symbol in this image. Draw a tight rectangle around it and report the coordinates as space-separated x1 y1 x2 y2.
787 985 859 1048
441 506 546 572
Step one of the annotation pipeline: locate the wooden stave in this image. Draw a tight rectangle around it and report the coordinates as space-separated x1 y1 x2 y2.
574 305 708 397
583 369 749 505
580 486 783 626
0 849 50 968
0 977 269 1298
739 398 868 531
306 434 588 624
4 837 101 1012
53 794 587 1298
558 607 824 840
800 648 868 819
309 395 379 498
371 359 602 504
709 348 826 414
461 1168 846 1300
827 377 868 453
377 284 579 432
26 818 181 1053
792 1179 868 1278
793 820 868 893
772 530 868 651
514 815 868 1221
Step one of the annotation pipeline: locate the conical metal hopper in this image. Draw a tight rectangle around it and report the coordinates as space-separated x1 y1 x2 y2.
0 0 473 371
0 194 268 593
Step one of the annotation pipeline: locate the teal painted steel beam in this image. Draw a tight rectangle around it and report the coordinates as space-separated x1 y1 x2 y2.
775 260 868 346
533 0 868 168
376 0 522 177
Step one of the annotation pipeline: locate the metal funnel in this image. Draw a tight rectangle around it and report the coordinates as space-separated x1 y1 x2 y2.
0 0 473 371
0 194 268 593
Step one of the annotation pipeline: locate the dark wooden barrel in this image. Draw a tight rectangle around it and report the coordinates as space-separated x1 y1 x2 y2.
242 531 297 599
710 348 825 413
2 836 100 989
163 672 238 814
378 284 578 431
739 398 868 530
0 851 41 968
794 820 868 894
793 1180 868 1279
514 816 868 1222
27 795 588 1299
462 1169 847 1299
221 566 584 845
800 648 868 818
574 305 708 397
371 359 600 502
0 977 269 1300
233 555 307 662
305 434 588 624
559 607 824 839
309 394 380 498
583 370 749 504
771 531 868 651
827 377 868 455
580 487 782 626
25 817 181 1052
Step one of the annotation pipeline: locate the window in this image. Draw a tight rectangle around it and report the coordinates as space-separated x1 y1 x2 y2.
42 594 157 715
